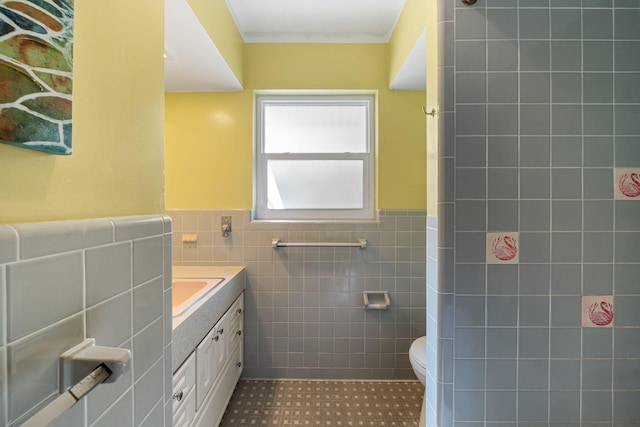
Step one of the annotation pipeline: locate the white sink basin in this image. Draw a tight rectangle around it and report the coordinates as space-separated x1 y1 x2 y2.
172 278 223 317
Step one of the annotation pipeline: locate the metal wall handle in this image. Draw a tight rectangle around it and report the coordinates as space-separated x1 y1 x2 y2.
272 238 367 249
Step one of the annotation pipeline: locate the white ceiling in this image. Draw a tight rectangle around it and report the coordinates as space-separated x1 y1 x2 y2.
164 0 242 92
164 0 425 92
390 29 426 90
225 0 405 43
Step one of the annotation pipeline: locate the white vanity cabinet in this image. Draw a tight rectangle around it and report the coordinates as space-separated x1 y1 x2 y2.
195 306 228 410
226 295 244 368
172 353 197 427
173 292 244 427
193 293 244 427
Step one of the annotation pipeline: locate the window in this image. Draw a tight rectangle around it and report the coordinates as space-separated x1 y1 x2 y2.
254 94 374 221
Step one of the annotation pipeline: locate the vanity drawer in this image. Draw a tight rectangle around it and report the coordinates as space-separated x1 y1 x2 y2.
229 294 244 336
173 352 196 416
173 388 196 427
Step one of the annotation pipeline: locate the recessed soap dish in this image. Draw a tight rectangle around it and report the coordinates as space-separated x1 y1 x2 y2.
363 291 390 310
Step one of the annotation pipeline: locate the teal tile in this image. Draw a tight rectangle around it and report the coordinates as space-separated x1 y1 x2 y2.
488 105 518 135
552 201 582 231
616 105 640 135
584 105 613 136
550 296 581 327
552 105 582 136
518 391 548 422
584 41 614 71
487 9 518 39
584 73 613 103
551 264 581 295
614 9 640 40
584 137 613 167
521 73 551 103
551 137 582 167
583 392 612 422
456 8 487 39
520 264 551 295
519 232 550 263
457 40 487 71
456 73 486 103
519 9 550 39
551 9 582 39
520 136 550 167
583 263 613 294
552 168 582 199
551 232 582 263
521 41 551 71
615 41 640 71
486 391 516 421
520 105 551 135
551 73 581 103
551 41 581 71
488 136 518 166
488 40 518 71
520 200 550 231
550 360 580 390
487 73 518 103
488 168 518 199
583 9 613 39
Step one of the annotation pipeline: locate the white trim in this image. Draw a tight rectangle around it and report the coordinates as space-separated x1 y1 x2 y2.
254 93 375 221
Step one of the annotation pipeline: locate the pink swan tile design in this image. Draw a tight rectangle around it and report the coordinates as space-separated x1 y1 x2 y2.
582 295 614 328
615 168 640 200
486 232 519 264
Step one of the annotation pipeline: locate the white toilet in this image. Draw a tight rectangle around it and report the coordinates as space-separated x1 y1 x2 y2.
409 336 427 427
409 336 427 385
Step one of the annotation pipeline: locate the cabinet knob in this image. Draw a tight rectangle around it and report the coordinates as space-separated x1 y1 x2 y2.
213 335 219 342
236 361 242 368
237 308 242 314
237 330 242 336
173 390 184 402
218 328 224 334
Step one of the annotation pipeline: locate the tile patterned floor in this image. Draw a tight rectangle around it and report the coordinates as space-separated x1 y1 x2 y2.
219 380 424 426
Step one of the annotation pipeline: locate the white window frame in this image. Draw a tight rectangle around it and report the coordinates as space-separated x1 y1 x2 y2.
254 93 375 221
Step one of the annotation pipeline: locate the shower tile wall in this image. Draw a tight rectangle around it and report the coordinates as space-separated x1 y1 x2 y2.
0 215 172 427
433 1 640 425
425 215 441 427
169 209 426 380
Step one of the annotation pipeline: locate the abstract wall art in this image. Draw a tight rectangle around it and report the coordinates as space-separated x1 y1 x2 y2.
0 0 73 155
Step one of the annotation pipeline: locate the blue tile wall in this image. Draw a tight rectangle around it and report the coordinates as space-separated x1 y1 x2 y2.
169 209 426 380
0 216 172 427
435 0 640 425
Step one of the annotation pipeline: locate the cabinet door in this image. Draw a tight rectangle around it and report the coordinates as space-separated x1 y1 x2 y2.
173 353 196 427
213 310 229 378
196 323 223 410
227 294 244 361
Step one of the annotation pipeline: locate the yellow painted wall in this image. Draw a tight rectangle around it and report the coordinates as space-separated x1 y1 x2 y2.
426 1 438 216
389 0 427 85
165 44 426 210
0 0 165 224
165 91 252 209
188 0 243 84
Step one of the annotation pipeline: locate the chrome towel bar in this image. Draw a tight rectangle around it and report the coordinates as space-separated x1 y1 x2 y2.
272 238 367 249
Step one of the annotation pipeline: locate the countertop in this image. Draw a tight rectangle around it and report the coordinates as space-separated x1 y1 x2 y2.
171 265 245 373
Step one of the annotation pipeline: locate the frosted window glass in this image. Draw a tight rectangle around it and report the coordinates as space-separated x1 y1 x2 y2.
267 160 364 209
264 105 368 153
